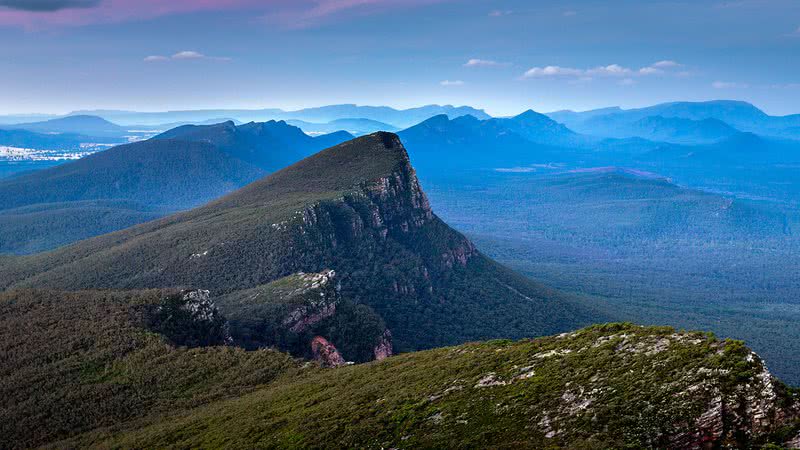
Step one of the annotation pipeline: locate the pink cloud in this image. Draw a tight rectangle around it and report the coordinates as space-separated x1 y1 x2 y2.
0 0 451 29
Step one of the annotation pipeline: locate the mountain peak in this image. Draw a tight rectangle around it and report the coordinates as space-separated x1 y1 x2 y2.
513 109 549 121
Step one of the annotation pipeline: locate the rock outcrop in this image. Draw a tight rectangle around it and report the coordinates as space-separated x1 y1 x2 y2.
281 270 338 333
311 336 346 368
217 271 390 364
373 329 393 361
146 289 231 347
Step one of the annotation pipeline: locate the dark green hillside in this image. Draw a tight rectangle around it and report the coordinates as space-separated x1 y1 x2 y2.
0 200 167 254
68 324 800 449
0 289 299 449
0 132 601 352
0 138 263 210
3 288 797 449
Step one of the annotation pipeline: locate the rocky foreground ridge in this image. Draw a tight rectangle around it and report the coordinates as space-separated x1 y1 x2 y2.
75 319 800 449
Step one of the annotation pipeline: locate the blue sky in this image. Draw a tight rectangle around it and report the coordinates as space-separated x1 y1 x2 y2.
1 0 799 116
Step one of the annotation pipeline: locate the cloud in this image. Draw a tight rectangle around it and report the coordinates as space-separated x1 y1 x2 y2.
0 0 99 11
652 60 681 68
618 78 636 86
638 67 663 75
523 66 584 78
440 80 464 86
144 51 231 63
587 64 632 76
143 55 169 62
0 0 453 29
488 9 511 17
262 0 452 29
464 58 505 68
523 61 683 80
712 81 748 89
563 10 576 17
172 50 205 60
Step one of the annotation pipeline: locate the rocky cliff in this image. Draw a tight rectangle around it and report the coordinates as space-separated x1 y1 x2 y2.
217 270 391 363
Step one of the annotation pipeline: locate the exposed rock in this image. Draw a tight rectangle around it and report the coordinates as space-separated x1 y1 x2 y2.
373 329 393 361
475 372 508 388
787 432 800 449
147 289 232 347
281 270 338 333
311 336 346 368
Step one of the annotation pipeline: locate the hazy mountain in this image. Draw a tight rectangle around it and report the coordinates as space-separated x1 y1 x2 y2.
153 120 353 172
0 128 120 150
489 109 587 147
279 104 491 128
286 118 399 135
546 106 623 124
0 121 352 254
627 116 739 143
0 133 601 352
67 104 491 128
399 114 574 170
5 115 129 138
549 100 800 139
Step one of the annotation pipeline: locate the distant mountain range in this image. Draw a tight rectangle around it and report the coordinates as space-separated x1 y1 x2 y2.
5 115 129 138
0 128 121 150
286 118 399 136
60 104 491 128
548 100 800 141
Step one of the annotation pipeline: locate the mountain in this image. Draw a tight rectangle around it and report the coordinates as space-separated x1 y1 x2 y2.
490 109 586 147
398 115 574 171
0 138 263 211
0 128 120 150
286 118 399 136
627 116 739 143
5 115 129 138
66 104 491 128
280 104 491 128
3 288 798 450
546 106 623 124
548 100 800 139
153 120 353 172
0 121 352 254
0 132 601 352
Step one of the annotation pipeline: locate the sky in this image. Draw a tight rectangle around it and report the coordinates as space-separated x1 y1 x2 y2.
1 0 799 116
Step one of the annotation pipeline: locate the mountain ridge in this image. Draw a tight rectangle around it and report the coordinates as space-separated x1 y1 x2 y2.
0 132 602 353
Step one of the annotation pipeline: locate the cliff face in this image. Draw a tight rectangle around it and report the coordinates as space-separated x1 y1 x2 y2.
217 271 391 364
